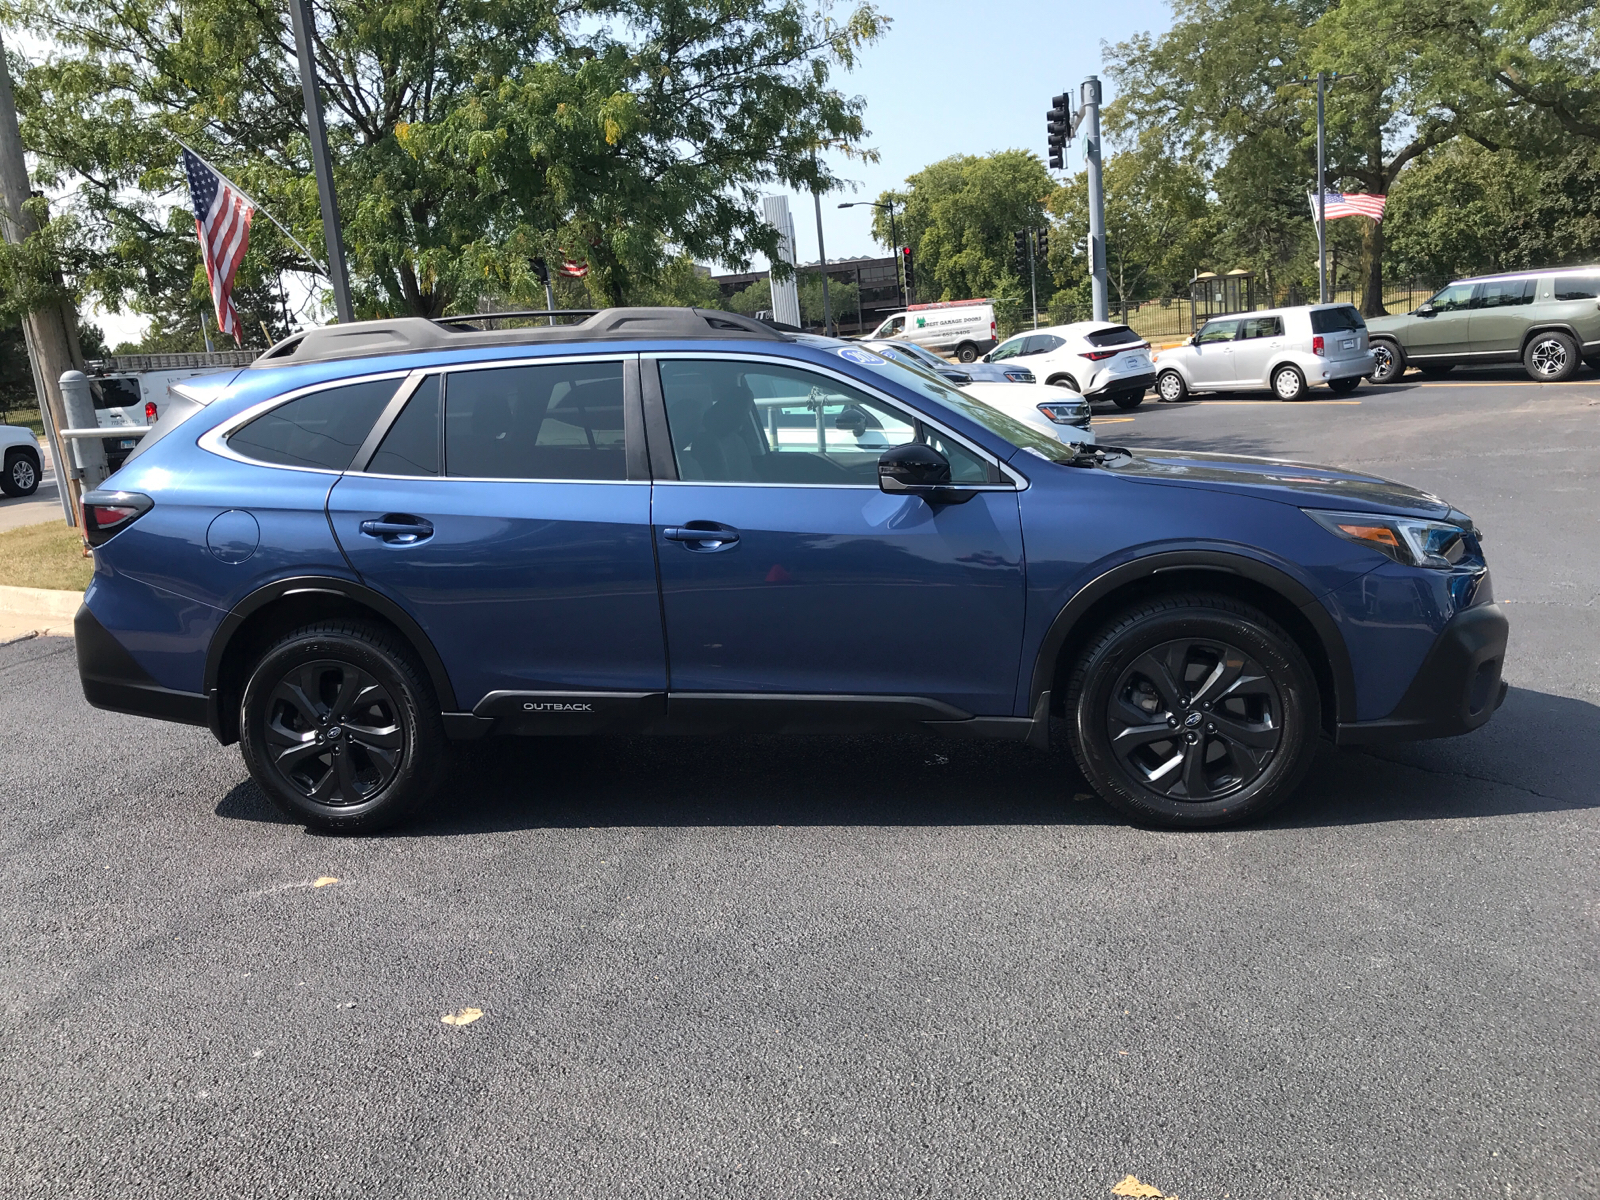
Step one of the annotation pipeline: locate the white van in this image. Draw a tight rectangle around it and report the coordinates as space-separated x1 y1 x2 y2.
868 299 998 363
87 351 258 469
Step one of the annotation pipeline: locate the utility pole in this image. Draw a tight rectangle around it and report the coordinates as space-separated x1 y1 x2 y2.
289 0 355 323
0 28 81 524
1316 71 1328 304
812 186 832 335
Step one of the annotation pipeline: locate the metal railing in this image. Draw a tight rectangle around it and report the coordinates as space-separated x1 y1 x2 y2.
85 350 259 373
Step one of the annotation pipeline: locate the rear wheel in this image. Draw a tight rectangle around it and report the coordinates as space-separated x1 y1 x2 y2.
1111 389 1146 410
2 449 39 497
1369 339 1405 383
240 620 445 833
1064 594 1320 828
1524 331 1580 382
1328 376 1361 395
1156 370 1189 403
1271 364 1307 401
1047 374 1080 392
956 342 979 363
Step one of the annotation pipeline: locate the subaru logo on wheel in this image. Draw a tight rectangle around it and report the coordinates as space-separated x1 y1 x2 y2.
1184 711 1204 727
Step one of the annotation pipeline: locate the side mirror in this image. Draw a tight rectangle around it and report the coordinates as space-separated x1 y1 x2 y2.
1416 303 1434 316
878 443 978 504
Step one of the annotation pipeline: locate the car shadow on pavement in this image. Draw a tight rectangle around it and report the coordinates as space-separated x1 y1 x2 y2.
215 687 1597 834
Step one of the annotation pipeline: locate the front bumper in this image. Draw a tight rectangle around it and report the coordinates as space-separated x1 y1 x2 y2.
1336 602 1508 744
1086 370 1156 398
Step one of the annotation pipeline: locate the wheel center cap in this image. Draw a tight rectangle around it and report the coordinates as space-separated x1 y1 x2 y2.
327 725 343 739
1184 711 1204 728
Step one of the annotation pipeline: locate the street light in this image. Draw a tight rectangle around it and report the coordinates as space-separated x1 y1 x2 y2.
839 200 908 310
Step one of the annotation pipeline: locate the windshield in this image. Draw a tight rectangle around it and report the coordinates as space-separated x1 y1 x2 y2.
834 346 1081 464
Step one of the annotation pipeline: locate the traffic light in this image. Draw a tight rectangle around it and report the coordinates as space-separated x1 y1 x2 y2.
1046 92 1070 169
1035 227 1049 260
901 245 915 295
1013 230 1028 274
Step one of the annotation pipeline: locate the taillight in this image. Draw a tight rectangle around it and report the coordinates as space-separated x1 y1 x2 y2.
991 320 997 339
1084 349 1119 361
80 489 152 547
1312 335 1325 356
144 400 158 422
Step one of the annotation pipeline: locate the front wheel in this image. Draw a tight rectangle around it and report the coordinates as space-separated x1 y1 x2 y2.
240 621 445 833
2 450 39 497
1369 339 1405 384
1525 331 1580 382
956 342 979 363
1111 389 1146 410
1156 370 1189 403
1064 594 1321 828
1272 364 1307 401
1328 376 1361 395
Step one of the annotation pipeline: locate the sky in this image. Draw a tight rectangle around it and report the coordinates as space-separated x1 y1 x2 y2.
87 0 1176 346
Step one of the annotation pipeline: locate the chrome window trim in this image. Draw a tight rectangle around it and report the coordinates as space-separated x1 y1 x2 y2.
649 350 1030 491
345 472 646 486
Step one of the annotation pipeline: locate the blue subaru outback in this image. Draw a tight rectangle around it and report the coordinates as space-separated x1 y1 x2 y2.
75 308 1507 832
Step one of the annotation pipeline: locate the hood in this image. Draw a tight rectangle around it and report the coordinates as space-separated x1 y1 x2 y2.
1106 447 1451 518
1363 313 1412 334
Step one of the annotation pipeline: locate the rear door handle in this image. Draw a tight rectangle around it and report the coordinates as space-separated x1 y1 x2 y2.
663 523 740 550
359 516 434 544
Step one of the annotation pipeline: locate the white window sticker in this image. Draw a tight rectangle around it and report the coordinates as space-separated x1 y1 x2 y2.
837 347 887 366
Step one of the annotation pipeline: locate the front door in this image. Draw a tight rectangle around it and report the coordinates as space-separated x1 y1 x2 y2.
1408 282 1478 360
327 357 667 719
647 356 1027 719
1189 319 1239 385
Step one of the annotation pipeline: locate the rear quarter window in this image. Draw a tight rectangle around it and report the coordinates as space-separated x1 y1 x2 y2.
228 377 401 471
1310 306 1365 333
1554 275 1600 301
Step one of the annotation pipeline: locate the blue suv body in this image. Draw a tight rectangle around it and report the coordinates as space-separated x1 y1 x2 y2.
75 307 1507 831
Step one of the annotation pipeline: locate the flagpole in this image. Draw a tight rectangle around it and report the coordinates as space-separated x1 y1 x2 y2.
1316 71 1328 305
171 136 330 279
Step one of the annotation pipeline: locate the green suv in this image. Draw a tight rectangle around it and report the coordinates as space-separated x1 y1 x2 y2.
1366 267 1600 383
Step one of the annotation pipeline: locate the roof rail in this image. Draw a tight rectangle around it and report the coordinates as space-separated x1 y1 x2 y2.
249 307 787 368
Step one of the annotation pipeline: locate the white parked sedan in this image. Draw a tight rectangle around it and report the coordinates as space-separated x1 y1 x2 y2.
958 380 1095 445
981 322 1156 409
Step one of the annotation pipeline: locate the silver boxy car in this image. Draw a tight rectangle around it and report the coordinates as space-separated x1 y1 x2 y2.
1152 304 1376 402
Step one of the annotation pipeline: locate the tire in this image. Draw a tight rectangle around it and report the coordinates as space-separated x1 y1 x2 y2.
956 342 979 363
1417 363 1455 377
1369 339 1405 383
1047 374 1080 392
1328 376 1360 395
2 449 40 497
240 620 446 833
1111 389 1146 410
1064 593 1321 829
1524 330 1580 382
1156 370 1189 403
1271 364 1307 401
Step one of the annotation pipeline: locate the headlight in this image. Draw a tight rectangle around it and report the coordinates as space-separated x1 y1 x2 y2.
1037 401 1091 427
1003 369 1035 383
1305 509 1477 568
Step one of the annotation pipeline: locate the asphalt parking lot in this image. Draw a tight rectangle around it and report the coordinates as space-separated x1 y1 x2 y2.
2 368 1596 1199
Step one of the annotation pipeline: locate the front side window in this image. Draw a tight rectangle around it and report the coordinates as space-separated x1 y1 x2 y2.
1195 320 1239 345
229 377 401 471
658 359 992 485
1553 274 1600 301
1239 316 1285 339
1477 279 1535 308
1427 283 1478 313
445 360 625 480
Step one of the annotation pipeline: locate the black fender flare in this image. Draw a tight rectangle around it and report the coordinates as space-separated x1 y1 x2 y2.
204 574 459 731
1520 323 1583 352
1026 549 1358 724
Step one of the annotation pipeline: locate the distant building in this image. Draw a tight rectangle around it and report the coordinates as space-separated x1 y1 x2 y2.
711 253 903 335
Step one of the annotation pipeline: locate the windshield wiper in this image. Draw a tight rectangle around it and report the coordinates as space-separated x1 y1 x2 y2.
1064 443 1133 468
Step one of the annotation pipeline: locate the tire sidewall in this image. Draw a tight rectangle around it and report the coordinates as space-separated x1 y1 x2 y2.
240 627 439 832
1070 603 1320 828
1273 365 1306 401
956 343 978 363
4 450 38 496
1370 340 1402 383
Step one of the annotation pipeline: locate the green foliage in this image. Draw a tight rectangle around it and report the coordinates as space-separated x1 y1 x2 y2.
2 0 887 329
870 151 1055 304
726 272 859 327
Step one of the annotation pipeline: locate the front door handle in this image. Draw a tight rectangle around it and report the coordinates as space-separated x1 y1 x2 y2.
663 522 740 551
359 515 434 544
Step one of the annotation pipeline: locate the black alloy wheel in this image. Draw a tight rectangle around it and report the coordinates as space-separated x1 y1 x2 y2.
1065 594 1320 828
241 621 445 832
1369 339 1404 383
1329 376 1361 394
3 450 39 497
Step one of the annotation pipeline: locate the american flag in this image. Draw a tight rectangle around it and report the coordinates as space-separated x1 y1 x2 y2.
559 258 589 278
181 149 256 344
1307 191 1388 222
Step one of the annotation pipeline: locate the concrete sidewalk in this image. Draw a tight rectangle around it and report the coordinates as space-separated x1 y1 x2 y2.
0 583 81 642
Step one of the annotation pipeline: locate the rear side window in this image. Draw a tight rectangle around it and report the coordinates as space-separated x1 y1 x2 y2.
1310 306 1365 333
1478 279 1535 308
1085 325 1140 347
229 377 400 471
1554 274 1600 301
445 360 625 480
366 376 441 476
93 378 141 411
1239 315 1284 339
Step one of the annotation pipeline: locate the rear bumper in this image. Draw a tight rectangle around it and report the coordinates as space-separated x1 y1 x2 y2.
1336 602 1508 745
76 604 208 726
1086 370 1156 397
1321 352 1377 381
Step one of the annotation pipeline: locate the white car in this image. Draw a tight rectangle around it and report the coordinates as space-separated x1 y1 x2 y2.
0 423 42 497
982 322 1156 409
959 380 1095 446
1151 303 1376 402
857 338 1037 385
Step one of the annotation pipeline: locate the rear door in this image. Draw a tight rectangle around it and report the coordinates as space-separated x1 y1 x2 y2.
1231 314 1286 386
1309 306 1368 368
1468 278 1536 357
327 355 667 719
1543 272 1600 354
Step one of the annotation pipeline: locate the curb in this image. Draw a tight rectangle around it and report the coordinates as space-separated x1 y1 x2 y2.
0 584 83 641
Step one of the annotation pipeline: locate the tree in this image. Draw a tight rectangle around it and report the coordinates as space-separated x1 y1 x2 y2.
869 150 1055 303
3 0 886 325
727 271 859 327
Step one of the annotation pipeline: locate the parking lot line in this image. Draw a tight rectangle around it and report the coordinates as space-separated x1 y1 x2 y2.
1188 400 1363 406
1408 380 1600 388
1097 417 1136 423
